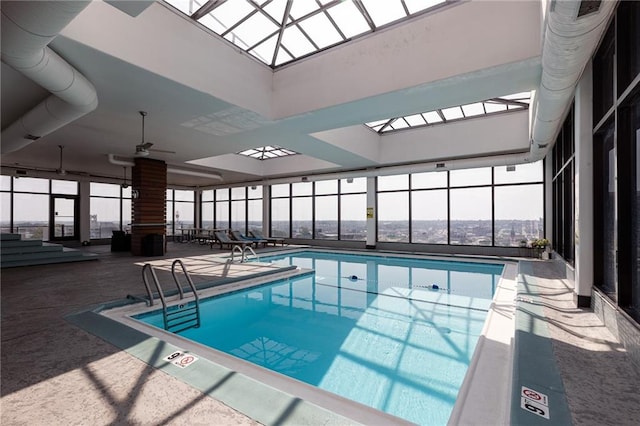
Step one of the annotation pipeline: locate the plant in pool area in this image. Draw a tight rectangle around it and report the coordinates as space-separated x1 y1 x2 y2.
531 238 550 249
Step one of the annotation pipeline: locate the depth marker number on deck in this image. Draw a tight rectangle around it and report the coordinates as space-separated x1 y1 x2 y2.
164 351 199 368
520 386 550 419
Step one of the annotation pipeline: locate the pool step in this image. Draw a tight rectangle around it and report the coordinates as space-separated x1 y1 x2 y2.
0 233 97 268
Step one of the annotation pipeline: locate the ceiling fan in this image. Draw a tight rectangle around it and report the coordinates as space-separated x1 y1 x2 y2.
135 111 175 157
56 144 67 175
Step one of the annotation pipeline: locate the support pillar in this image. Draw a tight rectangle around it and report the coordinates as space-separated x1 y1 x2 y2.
574 62 594 307
131 158 167 256
366 176 376 248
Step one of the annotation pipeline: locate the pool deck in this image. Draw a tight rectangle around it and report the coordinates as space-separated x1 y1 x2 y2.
2 242 640 425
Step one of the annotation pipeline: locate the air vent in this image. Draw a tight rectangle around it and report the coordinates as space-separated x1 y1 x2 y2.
577 0 601 17
436 163 446 169
15 169 28 176
301 176 308 182
25 134 40 141
506 165 517 172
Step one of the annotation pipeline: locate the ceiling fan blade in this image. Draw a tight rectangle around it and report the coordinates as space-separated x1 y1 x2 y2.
142 142 154 149
148 147 176 154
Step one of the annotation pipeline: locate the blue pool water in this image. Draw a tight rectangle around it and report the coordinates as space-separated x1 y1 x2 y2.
136 251 503 425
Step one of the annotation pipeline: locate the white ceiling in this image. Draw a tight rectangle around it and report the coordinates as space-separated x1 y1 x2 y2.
0 0 543 188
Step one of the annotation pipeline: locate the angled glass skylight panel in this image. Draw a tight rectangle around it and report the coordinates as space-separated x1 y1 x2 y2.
199 0 254 34
461 102 486 117
289 0 321 19
249 33 278 63
423 111 443 124
390 118 410 130
484 102 508 113
405 114 427 126
327 1 370 38
361 0 407 27
441 106 464 120
238 145 298 160
225 12 279 48
275 46 294 66
365 119 390 132
298 12 343 49
281 25 316 58
501 92 531 104
263 0 288 22
163 0 450 67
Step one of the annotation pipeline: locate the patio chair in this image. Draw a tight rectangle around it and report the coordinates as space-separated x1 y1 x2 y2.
213 231 250 250
250 229 285 246
229 230 266 248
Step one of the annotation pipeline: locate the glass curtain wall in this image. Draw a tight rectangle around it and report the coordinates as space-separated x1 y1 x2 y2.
166 189 195 236
270 179 367 241
201 185 263 234
90 182 129 239
376 165 543 246
292 182 312 238
340 177 367 241
0 176 11 233
271 184 290 238
215 188 230 230
13 177 50 240
231 187 247 233
247 185 263 234
592 1 640 321
552 106 576 266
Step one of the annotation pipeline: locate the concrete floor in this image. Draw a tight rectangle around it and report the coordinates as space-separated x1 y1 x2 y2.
1 243 639 425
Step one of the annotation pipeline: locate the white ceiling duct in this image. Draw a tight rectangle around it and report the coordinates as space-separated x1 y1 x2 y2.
107 154 224 181
1 1 98 154
528 0 616 161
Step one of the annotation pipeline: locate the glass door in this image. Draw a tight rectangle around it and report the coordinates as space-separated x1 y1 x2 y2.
50 195 78 241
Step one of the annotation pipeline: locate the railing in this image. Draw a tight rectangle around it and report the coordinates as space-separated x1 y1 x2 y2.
231 245 258 263
140 261 200 333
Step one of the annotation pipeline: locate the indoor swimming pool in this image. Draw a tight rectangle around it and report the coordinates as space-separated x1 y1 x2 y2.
133 250 504 425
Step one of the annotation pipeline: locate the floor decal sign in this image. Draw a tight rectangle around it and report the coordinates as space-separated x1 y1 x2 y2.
164 350 199 368
520 386 550 419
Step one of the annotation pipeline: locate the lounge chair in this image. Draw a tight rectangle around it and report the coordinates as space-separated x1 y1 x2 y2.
212 231 250 250
250 229 285 246
229 230 266 247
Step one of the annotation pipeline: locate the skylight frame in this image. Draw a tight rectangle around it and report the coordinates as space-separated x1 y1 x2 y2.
162 0 451 69
237 145 299 160
364 92 532 134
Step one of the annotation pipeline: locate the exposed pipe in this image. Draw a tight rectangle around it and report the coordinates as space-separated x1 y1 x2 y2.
1 1 98 154
107 154 224 181
528 0 616 161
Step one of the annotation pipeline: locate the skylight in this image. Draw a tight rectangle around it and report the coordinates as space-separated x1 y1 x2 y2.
237 145 298 160
365 92 531 133
163 0 449 68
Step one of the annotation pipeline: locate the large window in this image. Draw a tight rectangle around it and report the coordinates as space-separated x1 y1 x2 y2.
247 185 263 234
90 182 125 239
215 188 230 230
292 182 312 238
231 187 246 232
592 1 640 321
376 165 543 246
271 184 290 238
378 175 409 242
552 106 575 265
340 178 367 241
315 180 338 240
201 190 214 228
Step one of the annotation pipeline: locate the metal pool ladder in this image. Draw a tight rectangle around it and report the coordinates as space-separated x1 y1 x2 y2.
231 244 258 263
141 260 201 333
